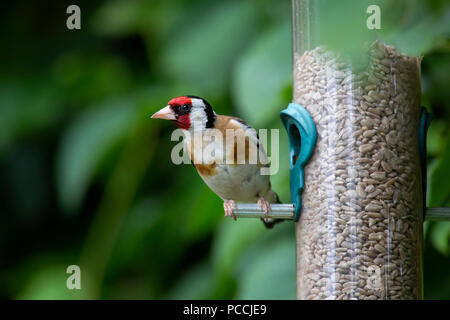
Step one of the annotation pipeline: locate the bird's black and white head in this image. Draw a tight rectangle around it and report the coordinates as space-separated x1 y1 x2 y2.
151 95 216 131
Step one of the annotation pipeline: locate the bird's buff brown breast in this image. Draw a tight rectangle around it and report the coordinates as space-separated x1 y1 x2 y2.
194 163 217 177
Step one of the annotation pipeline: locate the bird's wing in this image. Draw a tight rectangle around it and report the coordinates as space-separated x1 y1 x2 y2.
214 115 269 167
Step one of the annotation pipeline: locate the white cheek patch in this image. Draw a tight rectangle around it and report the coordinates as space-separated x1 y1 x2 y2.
189 98 216 131
189 98 209 130
189 108 207 130
191 98 204 108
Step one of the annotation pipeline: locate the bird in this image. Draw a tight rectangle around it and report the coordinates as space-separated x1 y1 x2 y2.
151 95 282 228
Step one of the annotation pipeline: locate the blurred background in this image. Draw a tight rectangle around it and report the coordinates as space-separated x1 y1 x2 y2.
0 0 449 299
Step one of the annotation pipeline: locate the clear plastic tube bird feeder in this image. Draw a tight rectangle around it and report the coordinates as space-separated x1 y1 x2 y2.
292 0 426 300
232 0 450 301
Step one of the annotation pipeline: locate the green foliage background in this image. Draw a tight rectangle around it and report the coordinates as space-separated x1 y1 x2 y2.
0 0 449 299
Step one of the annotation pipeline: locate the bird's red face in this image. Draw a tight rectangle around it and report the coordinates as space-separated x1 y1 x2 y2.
151 96 193 130
152 96 216 131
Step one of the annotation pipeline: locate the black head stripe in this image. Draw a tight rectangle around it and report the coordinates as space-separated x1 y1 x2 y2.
187 95 216 128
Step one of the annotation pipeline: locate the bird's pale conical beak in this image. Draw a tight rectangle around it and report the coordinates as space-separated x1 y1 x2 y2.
151 105 176 120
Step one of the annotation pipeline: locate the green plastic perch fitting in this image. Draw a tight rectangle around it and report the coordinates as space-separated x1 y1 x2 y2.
280 103 317 222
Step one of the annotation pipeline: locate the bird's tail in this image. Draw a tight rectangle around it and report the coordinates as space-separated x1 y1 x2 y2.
261 188 284 229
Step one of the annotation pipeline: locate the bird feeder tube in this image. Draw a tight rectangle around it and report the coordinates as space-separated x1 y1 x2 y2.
232 0 450 301
291 0 425 300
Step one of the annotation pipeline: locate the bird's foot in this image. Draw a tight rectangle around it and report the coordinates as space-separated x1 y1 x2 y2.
223 200 237 221
258 197 271 220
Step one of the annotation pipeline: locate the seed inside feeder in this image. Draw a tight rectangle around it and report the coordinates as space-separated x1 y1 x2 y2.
295 41 423 300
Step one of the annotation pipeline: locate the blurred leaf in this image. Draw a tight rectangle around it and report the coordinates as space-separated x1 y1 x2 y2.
78 118 156 299
428 140 450 206
57 98 135 213
388 6 450 56
13 253 78 300
93 0 189 42
430 222 450 256
184 186 223 241
423 50 450 112
166 261 215 299
235 226 295 299
109 197 162 273
52 53 132 106
232 21 291 128
160 1 259 94
17 264 72 299
0 80 62 155
92 0 146 36
427 121 447 157
212 219 266 276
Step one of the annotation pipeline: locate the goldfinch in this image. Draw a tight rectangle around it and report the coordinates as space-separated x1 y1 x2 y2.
152 95 281 228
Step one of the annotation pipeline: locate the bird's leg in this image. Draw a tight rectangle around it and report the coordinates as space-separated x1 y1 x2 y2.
257 197 271 220
223 200 237 221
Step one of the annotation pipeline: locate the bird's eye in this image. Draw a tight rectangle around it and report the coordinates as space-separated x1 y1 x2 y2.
182 104 190 112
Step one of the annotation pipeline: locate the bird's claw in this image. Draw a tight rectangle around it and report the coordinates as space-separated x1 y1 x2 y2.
224 200 237 221
258 197 271 220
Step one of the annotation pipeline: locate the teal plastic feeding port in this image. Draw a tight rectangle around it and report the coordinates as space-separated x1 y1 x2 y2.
280 103 317 221
279 104 437 222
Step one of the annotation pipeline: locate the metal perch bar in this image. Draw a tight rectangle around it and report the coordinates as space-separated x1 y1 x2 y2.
232 204 450 221
232 203 295 219
425 207 450 221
